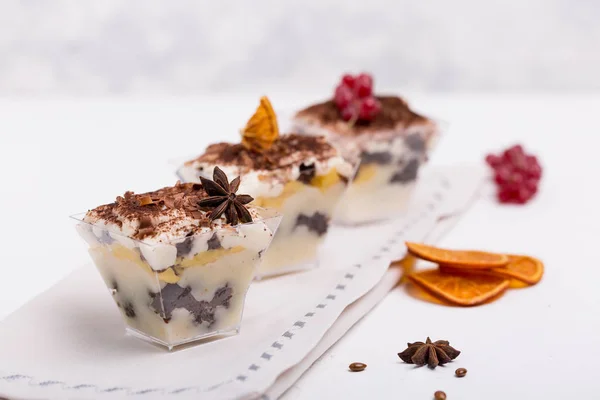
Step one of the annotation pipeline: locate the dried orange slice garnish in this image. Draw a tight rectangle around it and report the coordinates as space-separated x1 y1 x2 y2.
405 242 509 269
241 96 279 152
439 255 544 286
490 255 544 285
407 269 510 306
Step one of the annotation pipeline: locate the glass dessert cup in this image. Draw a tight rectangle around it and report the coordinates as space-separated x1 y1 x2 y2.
177 165 354 279
72 210 281 350
333 127 439 225
292 106 441 225
250 168 352 278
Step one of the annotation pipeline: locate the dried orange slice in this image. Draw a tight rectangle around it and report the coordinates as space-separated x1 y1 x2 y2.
405 242 509 269
241 96 279 152
407 269 510 306
439 255 544 286
490 255 544 285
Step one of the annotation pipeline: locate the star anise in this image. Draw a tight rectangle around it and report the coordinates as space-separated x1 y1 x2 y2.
397 337 461 369
197 166 254 225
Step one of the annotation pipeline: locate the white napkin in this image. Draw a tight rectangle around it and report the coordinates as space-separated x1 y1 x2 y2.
0 166 485 400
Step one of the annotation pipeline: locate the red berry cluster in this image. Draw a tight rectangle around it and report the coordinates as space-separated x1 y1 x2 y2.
334 73 382 122
485 145 542 204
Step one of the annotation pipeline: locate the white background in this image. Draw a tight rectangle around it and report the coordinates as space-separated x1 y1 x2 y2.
0 94 599 399
1 0 599 94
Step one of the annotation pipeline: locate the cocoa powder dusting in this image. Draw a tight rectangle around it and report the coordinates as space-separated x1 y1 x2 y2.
190 134 338 171
296 96 429 133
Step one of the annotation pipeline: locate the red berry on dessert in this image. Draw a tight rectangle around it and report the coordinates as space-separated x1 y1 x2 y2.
335 84 354 109
485 144 541 205
358 97 381 120
354 73 373 98
332 73 379 123
342 74 356 88
340 104 356 121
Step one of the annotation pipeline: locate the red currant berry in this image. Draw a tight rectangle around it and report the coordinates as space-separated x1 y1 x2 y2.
508 144 524 155
529 184 539 196
509 152 526 166
340 105 356 121
358 97 381 121
517 187 532 204
485 154 502 168
524 178 538 191
525 155 539 167
497 188 514 203
355 73 373 98
502 146 521 163
494 166 512 185
502 181 521 194
509 171 524 185
334 84 354 109
487 144 541 205
528 162 542 179
341 74 356 88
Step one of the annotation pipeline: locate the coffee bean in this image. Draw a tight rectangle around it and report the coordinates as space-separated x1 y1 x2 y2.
348 362 366 372
455 367 467 377
434 390 447 400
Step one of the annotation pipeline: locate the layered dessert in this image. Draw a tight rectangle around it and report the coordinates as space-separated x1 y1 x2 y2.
292 73 440 224
73 167 281 349
178 97 354 278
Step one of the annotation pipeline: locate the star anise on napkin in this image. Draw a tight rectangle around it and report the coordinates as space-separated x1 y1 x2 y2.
397 337 461 369
197 166 254 225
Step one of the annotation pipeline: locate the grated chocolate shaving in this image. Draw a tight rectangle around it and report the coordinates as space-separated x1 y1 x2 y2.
87 182 222 239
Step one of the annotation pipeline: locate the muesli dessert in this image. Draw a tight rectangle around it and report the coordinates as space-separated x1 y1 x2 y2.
178 97 354 278
73 167 281 349
292 73 440 224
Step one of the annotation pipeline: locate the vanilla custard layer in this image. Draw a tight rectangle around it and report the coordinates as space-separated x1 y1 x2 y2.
107 243 245 283
291 119 435 224
253 175 347 277
334 163 416 224
88 243 258 346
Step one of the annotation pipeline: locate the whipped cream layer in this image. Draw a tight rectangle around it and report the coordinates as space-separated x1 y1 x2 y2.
80 182 273 271
177 134 355 198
